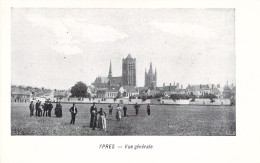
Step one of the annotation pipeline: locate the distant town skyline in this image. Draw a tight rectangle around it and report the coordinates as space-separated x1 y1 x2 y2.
12 8 235 89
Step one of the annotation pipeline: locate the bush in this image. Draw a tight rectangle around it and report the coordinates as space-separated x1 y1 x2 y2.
170 94 190 101
71 81 88 97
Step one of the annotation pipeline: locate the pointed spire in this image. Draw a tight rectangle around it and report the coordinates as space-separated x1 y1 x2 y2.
126 53 132 59
108 60 112 78
149 62 153 73
145 67 147 74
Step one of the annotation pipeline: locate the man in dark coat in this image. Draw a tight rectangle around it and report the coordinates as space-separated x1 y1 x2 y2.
43 101 48 117
29 101 34 117
108 104 113 115
123 105 127 117
147 104 151 116
69 103 78 124
134 103 139 115
47 101 53 117
90 102 97 128
35 100 40 117
57 101 62 117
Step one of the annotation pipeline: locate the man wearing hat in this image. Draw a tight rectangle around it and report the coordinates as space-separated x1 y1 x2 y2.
35 100 40 117
90 102 97 128
69 103 78 124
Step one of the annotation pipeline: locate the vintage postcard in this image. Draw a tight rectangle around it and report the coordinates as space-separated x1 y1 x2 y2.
11 8 235 136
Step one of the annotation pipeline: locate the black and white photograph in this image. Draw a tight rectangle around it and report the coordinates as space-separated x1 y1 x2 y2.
11 8 236 136
2 0 260 162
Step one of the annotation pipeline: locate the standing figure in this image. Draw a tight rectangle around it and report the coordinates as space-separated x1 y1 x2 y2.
35 100 40 117
147 104 151 116
43 101 48 117
90 102 97 128
55 102 59 117
116 104 122 121
108 104 113 115
29 101 34 117
69 103 78 124
123 105 127 117
55 101 62 117
97 108 107 131
134 103 139 115
58 101 62 117
38 102 42 117
48 101 53 117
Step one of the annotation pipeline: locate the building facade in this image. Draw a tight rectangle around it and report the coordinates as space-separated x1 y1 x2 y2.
122 54 136 86
145 62 157 89
92 61 122 89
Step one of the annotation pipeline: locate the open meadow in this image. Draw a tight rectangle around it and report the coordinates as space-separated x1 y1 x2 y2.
11 102 236 136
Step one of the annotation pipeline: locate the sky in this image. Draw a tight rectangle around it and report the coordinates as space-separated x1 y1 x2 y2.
11 8 235 90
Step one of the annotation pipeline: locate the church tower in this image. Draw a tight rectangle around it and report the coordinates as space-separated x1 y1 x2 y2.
145 62 157 89
122 53 136 86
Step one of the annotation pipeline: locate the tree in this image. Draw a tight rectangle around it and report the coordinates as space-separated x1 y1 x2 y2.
170 94 190 101
200 93 217 103
71 81 88 97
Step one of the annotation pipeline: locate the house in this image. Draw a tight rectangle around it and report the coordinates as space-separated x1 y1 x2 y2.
211 87 222 98
185 84 214 97
11 89 31 102
121 86 139 98
53 91 68 100
106 87 120 99
138 87 149 98
223 85 233 99
96 89 107 98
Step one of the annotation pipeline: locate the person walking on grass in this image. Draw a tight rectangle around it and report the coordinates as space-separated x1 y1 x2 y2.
90 102 97 128
134 103 139 115
29 101 34 117
108 104 113 115
116 104 122 121
69 103 78 125
97 108 107 131
123 105 127 117
147 104 151 116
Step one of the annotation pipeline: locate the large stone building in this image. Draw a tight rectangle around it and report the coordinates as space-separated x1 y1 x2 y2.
122 54 136 86
92 61 122 89
145 62 157 89
93 54 137 89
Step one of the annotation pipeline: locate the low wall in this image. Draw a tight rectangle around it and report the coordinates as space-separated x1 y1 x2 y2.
57 97 231 106
160 99 190 105
189 98 231 106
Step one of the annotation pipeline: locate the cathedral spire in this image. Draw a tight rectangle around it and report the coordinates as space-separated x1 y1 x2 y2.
149 62 153 73
108 60 112 78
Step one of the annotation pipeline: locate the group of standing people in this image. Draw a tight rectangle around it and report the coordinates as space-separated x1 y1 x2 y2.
107 103 151 121
89 103 107 131
29 100 62 118
30 100 151 132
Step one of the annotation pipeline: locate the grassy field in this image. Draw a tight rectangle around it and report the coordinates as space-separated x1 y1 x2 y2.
11 102 236 136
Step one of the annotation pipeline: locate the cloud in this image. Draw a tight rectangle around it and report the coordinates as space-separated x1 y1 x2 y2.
25 14 128 55
150 22 217 39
